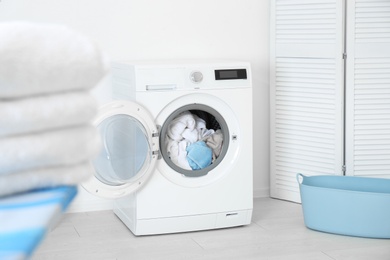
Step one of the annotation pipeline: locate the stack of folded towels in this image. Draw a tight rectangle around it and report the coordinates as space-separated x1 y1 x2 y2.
0 21 106 197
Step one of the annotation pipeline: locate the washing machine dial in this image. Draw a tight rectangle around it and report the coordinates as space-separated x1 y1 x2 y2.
190 71 203 83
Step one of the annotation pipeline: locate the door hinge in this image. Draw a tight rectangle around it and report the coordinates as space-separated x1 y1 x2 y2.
152 125 161 138
152 125 161 159
342 165 346 172
343 53 347 59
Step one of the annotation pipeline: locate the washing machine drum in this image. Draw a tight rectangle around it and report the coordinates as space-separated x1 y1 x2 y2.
159 104 229 178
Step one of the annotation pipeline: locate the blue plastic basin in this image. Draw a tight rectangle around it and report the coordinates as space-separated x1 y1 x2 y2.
297 174 390 238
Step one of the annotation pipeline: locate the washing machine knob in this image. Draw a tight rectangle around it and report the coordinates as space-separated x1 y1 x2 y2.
190 71 203 83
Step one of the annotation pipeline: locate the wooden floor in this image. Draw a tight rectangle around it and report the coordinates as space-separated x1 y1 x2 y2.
32 198 390 260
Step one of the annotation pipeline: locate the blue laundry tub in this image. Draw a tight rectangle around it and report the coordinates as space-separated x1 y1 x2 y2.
297 173 390 238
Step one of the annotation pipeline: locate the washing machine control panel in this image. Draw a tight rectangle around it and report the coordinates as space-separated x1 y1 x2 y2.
190 68 248 87
112 62 251 92
190 71 203 83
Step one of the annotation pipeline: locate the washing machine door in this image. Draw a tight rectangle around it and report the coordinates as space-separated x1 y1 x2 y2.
82 100 159 199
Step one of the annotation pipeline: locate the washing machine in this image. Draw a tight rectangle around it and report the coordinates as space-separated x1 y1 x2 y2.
82 61 253 236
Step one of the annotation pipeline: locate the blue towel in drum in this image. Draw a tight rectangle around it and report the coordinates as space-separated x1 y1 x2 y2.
0 186 77 260
186 141 212 170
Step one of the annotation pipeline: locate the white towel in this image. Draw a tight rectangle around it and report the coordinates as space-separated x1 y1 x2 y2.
0 125 101 175
167 112 196 141
0 21 107 98
165 139 191 170
182 128 199 144
178 115 213 144
0 161 92 197
0 91 97 137
194 114 206 131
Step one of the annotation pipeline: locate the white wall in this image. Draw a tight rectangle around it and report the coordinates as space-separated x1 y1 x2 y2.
0 0 270 199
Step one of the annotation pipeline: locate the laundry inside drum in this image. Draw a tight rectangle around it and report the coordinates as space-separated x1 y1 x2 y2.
164 109 224 172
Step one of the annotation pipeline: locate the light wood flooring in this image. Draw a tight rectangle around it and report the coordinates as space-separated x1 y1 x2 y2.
32 198 390 260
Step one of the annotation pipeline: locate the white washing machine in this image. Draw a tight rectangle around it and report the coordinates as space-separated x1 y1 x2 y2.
82 61 253 236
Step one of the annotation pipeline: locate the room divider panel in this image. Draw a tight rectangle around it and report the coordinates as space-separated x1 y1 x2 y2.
270 0 390 202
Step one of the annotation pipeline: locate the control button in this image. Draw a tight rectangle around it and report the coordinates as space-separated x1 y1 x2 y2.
190 71 203 83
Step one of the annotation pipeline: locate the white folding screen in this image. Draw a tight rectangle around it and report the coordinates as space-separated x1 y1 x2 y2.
345 0 390 178
270 0 345 202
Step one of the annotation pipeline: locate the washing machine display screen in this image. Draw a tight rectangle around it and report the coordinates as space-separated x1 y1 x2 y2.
215 69 247 80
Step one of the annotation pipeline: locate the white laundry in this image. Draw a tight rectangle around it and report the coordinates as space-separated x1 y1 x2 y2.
0 161 93 197
199 128 215 141
167 111 196 141
0 91 97 137
165 111 225 169
194 114 206 131
180 115 211 144
0 21 107 99
165 139 191 170
182 128 199 144
182 128 215 144
0 125 101 175
193 115 214 140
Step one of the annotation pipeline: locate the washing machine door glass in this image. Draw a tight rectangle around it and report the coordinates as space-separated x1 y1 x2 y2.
94 114 149 185
82 100 159 199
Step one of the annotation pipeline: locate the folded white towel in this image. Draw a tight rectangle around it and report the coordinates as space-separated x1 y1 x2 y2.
0 21 107 98
0 91 97 137
0 161 93 197
0 125 101 175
